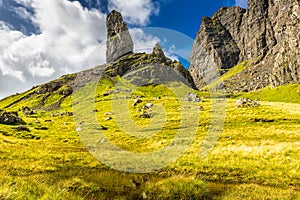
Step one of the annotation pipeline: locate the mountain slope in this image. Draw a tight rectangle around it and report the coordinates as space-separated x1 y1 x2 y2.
189 0 300 91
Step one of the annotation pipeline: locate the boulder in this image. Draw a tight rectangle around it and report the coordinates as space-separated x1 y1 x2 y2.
132 98 143 107
184 93 202 102
0 111 25 125
139 112 152 119
236 98 260 108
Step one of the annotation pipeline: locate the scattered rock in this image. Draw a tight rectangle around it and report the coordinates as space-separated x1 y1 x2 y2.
24 110 35 115
155 96 161 100
66 112 73 116
22 106 30 112
139 112 152 119
103 90 113 96
236 98 260 108
22 106 35 115
144 103 153 109
93 109 98 113
96 126 108 131
132 98 143 107
184 93 202 102
44 119 52 123
105 117 112 121
104 112 113 115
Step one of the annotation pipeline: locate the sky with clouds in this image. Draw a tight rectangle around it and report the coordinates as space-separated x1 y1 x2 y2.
0 0 248 99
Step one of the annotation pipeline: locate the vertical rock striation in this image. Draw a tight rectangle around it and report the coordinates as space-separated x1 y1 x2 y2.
189 0 300 91
106 10 134 64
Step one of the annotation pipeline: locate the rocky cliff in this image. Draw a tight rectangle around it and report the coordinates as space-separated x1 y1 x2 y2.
189 0 300 92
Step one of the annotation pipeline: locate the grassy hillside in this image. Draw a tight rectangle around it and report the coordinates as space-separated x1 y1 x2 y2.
237 84 300 104
202 61 250 91
0 77 299 199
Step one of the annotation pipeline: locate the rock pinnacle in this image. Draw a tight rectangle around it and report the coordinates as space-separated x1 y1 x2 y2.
106 10 134 64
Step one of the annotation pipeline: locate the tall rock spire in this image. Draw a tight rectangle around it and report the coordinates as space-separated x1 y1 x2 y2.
106 10 134 64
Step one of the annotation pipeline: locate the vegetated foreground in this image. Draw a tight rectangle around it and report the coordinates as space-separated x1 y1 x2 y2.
0 79 299 199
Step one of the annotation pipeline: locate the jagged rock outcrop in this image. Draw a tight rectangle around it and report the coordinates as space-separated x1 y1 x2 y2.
106 10 134 63
105 44 196 88
190 0 300 91
105 11 196 88
152 43 167 63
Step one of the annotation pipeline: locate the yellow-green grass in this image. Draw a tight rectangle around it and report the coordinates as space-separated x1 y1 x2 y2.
202 60 250 91
237 84 300 104
0 79 299 199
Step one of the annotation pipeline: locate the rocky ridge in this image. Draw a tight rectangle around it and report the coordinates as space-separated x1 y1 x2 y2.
189 0 300 92
104 10 196 89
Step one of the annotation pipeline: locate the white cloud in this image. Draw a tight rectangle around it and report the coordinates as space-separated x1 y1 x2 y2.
0 0 106 99
108 0 159 25
0 0 162 99
13 6 32 20
130 28 160 53
234 0 248 8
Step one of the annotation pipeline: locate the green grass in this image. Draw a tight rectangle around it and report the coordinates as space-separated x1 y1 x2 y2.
202 61 250 91
0 78 299 199
237 84 300 104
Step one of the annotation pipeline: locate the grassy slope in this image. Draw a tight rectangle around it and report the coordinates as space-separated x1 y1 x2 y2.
0 79 299 199
202 61 250 91
238 84 300 104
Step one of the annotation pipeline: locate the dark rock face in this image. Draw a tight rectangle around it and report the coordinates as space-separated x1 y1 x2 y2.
190 0 300 91
106 10 134 64
189 15 240 88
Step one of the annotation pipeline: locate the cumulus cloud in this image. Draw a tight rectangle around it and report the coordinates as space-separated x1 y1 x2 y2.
107 0 159 25
12 6 32 20
130 28 160 53
0 0 107 99
0 0 162 99
234 0 248 8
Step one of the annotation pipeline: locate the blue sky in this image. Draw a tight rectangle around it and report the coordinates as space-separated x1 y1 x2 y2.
0 0 248 99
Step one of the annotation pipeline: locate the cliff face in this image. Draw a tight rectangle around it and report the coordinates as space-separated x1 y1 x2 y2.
189 0 300 92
